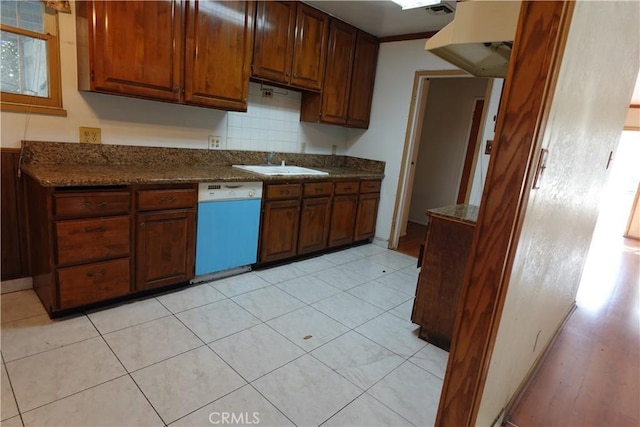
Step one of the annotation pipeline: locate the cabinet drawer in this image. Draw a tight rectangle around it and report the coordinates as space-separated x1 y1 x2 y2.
137 188 196 211
53 192 130 217
55 216 130 265
334 181 359 195
304 182 333 197
57 258 130 309
265 184 302 200
360 180 381 193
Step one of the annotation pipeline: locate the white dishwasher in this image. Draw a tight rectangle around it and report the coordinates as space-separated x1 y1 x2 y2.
194 181 263 282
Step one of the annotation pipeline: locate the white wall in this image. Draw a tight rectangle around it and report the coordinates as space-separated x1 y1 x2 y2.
346 38 457 243
408 77 488 223
468 79 503 206
0 1 347 154
477 1 640 425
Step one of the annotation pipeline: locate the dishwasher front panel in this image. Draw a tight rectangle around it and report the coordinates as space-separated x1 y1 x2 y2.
195 198 261 276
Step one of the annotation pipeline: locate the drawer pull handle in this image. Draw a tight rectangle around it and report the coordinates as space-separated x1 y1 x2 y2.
85 226 106 233
140 222 145 229
344 187 352 191
86 269 106 278
160 197 177 204
315 188 323 193
83 201 107 208
280 190 290 195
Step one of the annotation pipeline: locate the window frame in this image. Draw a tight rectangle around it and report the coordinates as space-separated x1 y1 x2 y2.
1 6 66 116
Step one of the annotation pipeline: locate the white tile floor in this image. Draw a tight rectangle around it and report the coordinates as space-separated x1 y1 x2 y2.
0 245 447 427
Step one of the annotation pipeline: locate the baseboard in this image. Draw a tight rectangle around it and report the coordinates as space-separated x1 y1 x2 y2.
1 276 33 294
407 217 429 226
499 302 578 425
372 236 389 248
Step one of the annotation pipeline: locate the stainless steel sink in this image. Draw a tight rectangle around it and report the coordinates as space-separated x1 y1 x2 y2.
232 165 329 176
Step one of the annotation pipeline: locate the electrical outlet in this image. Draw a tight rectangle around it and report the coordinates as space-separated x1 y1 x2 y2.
261 88 273 98
300 142 306 153
79 127 101 144
208 135 223 150
331 144 337 155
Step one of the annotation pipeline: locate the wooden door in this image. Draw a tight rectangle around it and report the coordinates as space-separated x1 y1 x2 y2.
184 0 255 111
328 194 358 247
135 210 195 290
260 199 300 263
89 1 183 101
298 196 331 254
290 3 329 91
354 192 380 242
252 0 296 85
320 19 356 125
347 31 379 129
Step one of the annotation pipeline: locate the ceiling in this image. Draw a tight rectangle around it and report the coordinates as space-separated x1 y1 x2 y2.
303 1 456 38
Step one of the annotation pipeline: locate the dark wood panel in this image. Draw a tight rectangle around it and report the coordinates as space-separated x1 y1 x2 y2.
57 257 130 309
1 149 30 280
328 194 357 247
55 216 130 266
298 196 331 254
252 0 296 85
135 209 195 290
412 216 475 350
436 2 573 426
457 99 485 204
359 179 381 194
53 191 130 218
347 31 379 129
260 198 300 262
379 31 438 43
290 3 328 91
184 0 255 111
136 188 197 211
265 183 302 200
334 181 359 195
353 192 380 242
303 181 333 197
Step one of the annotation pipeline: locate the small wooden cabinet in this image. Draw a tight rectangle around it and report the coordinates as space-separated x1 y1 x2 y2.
411 211 476 351
260 183 302 263
25 177 197 316
328 181 359 247
301 25 379 129
76 0 255 111
252 1 328 92
135 186 196 290
298 182 333 254
354 180 381 241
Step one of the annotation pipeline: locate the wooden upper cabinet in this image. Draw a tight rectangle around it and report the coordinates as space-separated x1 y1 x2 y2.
77 1 183 101
252 1 328 91
184 1 255 111
290 4 329 91
347 31 379 129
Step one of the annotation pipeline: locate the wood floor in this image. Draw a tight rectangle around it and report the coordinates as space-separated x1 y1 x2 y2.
395 221 427 258
507 234 640 426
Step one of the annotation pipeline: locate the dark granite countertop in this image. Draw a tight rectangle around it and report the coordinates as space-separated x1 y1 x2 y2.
19 141 384 187
427 204 479 225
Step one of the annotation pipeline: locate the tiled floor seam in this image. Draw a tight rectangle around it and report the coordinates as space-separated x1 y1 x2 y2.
2 331 102 364
87 310 175 335
2 356 22 423
0 312 47 326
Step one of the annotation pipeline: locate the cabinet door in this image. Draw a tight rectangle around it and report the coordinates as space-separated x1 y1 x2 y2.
89 1 183 101
252 1 296 85
347 32 379 128
328 194 358 247
136 210 195 290
319 19 356 125
260 199 300 263
298 196 331 255
290 3 329 91
354 192 380 242
184 0 255 111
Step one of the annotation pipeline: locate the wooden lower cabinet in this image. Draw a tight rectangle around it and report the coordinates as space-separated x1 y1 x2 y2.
25 178 197 316
260 198 301 263
354 192 380 242
411 215 475 351
328 194 358 247
135 209 195 290
298 196 331 254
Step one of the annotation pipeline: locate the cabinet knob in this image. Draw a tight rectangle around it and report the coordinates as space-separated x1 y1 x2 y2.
173 86 180 93
285 71 291 77
293 73 298 78
140 222 145 228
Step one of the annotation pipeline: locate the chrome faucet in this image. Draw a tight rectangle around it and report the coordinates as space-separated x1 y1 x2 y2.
266 151 276 165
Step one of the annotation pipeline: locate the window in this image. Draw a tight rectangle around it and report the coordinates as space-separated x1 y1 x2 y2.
1 0 65 115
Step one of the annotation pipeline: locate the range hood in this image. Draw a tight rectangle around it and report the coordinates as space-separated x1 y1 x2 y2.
425 1 522 77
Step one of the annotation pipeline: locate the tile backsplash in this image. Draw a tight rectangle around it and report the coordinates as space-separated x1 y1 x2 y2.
226 83 347 154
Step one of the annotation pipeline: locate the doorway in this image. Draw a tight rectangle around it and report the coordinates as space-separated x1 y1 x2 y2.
392 72 498 253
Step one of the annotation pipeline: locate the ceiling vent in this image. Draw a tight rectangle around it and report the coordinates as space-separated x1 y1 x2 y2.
425 3 455 15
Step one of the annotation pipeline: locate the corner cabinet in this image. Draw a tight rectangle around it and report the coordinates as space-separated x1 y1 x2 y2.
252 2 329 92
25 177 197 317
300 24 379 129
76 0 255 112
